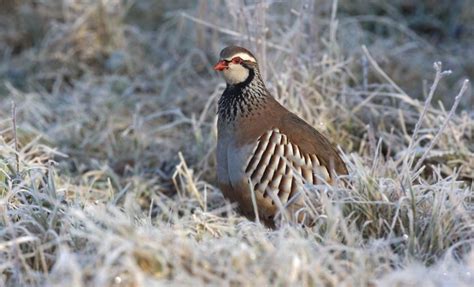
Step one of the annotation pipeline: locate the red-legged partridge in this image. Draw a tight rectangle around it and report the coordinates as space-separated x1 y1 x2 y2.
214 46 347 227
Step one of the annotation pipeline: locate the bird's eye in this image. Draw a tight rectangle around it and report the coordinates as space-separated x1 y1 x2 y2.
231 57 242 64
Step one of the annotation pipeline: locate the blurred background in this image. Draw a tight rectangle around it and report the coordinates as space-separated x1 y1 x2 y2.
1 0 473 96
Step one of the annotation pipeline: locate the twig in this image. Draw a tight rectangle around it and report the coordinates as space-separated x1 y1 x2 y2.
362 45 408 97
413 79 470 171
407 62 451 169
11 101 19 175
173 152 205 208
410 62 451 148
248 179 261 225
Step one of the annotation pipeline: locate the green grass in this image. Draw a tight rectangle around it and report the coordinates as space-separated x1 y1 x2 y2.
0 1 473 286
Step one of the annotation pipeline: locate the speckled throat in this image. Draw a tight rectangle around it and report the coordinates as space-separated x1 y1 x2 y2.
218 68 269 123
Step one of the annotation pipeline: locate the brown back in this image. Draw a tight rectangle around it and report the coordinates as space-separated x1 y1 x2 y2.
236 97 347 177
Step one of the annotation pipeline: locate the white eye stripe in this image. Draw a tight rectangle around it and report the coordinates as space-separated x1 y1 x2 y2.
225 52 256 63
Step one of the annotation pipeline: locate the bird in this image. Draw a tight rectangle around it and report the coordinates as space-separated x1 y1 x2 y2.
214 45 348 227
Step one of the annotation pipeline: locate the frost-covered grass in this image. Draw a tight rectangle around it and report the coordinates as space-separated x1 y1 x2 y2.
0 1 473 286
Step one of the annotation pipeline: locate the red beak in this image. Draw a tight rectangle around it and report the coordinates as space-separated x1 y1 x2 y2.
214 60 228 71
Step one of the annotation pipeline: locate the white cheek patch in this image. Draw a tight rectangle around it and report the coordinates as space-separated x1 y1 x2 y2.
223 64 249 84
225 52 256 62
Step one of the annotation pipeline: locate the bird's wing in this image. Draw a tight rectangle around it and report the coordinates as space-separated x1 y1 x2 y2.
227 98 348 217
277 112 348 176
242 128 334 208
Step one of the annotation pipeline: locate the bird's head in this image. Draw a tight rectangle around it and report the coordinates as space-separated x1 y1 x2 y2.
214 46 258 85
